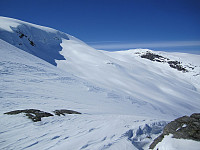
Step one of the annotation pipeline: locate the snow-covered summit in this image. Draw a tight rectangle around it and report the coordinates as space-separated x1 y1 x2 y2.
0 16 58 33
0 16 80 65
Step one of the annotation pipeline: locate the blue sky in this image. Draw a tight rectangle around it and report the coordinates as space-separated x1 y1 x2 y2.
1 0 200 54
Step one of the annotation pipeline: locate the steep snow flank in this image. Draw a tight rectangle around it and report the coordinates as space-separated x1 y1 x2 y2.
0 16 89 66
0 16 70 65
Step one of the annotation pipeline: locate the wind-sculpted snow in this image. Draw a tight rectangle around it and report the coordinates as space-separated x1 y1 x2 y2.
1 112 167 150
125 121 167 150
0 16 69 65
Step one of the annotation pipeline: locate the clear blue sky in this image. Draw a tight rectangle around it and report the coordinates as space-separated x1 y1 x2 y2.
1 0 200 54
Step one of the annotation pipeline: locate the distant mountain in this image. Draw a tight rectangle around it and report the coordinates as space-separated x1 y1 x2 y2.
0 16 200 150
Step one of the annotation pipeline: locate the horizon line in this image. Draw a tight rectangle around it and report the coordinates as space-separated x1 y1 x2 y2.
88 40 200 50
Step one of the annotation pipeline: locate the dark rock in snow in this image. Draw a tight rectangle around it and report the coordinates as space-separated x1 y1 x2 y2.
149 113 200 149
141 52 168 63
53 109 81 116
4 109 81 122
167 61 188 72
19 33 25 38
4 109 54 122
28 38 35 46
140 52 188 72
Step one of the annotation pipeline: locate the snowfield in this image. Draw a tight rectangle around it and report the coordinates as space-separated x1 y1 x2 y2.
154 134 200 150
0 39 167 150
0 16 200 149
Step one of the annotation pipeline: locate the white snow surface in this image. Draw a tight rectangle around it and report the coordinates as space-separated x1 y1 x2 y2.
154 134 200 150
0 16 58 33
0 39 166 150
57 39 200 118
0 17 200 150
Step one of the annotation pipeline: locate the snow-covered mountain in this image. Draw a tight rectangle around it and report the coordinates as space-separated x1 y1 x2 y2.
0 16 200 150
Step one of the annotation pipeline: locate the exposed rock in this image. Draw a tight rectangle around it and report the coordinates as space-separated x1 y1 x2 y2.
16 30 36 46
53 109 81 116
167 61 188 72
4 109 81 122
4 109 54 122
28 38 35 46
149 134 164 149
140 52 188 72
19 33 25 38
16 31 27 38
141 52 167 63
149 113 200 149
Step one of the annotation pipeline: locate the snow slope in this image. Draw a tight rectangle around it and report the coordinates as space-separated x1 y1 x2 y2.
57 39 200 118
154 134 200 150
1 16 200 149
0 39 167 150
0 16 69 65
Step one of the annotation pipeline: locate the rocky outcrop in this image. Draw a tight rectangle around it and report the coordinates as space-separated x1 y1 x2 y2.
149 113 200 149
4 109 81 122
141 52 169 63
53 109 81 116
140 52 188 72
16 31 36 47
167 61 188 72
4 109 53 122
